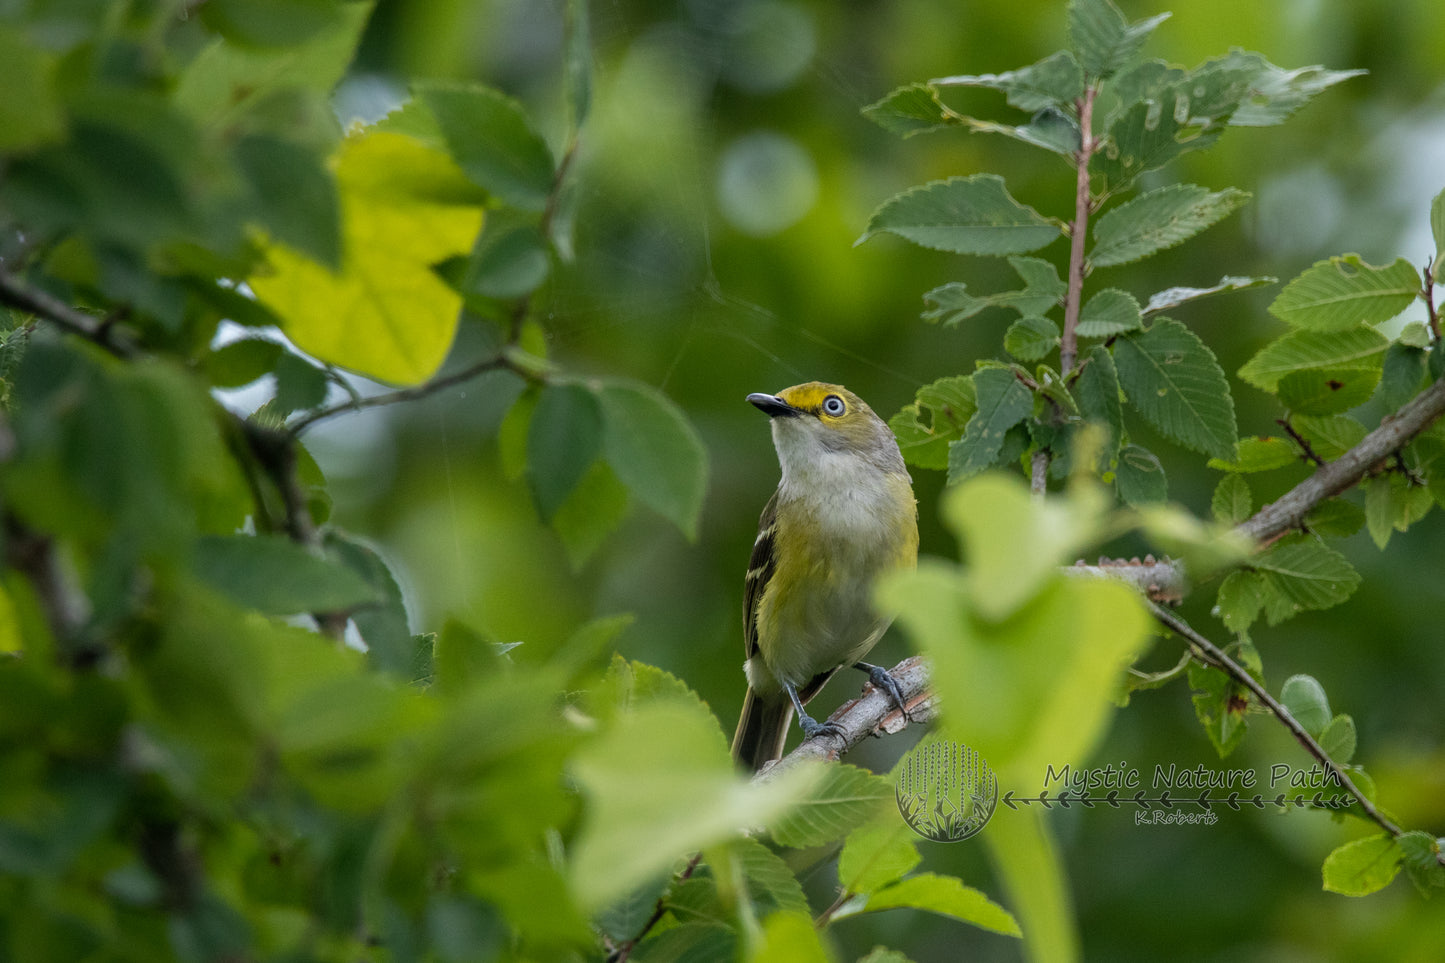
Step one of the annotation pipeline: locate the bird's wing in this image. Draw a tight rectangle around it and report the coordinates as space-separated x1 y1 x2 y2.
743 489 779 660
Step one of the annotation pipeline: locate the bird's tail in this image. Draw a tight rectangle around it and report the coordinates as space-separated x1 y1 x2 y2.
730 688 793 772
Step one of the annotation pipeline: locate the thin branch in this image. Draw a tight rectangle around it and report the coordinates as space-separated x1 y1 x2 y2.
1030 447 1051 496
1276 417 1325 466
287 355 517 436
1148 603 1444 866
1059 85 1098 378
0 269 137 357
1064 554 1187 605
1236 373 1445 543
1423 261 1439 341
609 852 703 963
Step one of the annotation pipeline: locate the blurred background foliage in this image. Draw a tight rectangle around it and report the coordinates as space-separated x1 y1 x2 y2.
0 0 1427 959
302 1 1445 958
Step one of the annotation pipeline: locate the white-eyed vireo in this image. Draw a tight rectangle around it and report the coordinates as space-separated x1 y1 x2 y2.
730 382 919 771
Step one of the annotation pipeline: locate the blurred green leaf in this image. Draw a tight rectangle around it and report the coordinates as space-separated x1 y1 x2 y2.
1090 185 1248 267
854 873 1021 937
1238 328 1388 392
1114 319 1237 460
1252 536 1360 620
564 0 592 130
1076 287 1141 337
416 81 556 211
862 83 957 138
922 257 1064 325
0 29 64 152
456 215 551 300
200 0 346 48
1303 498 1366 537
1269 255 1418 331
1229 61 1366 127
325 532 412 674
1115 443 1166 505
1364 474 1433 549
859 175 1062 256
235 133 341 268
193 534 377 615
890 375 977 471
597 380 708 539
551 460 630 568
1189 661 1249 756
1279 674 1331 737
1322 834 1401 896
948 368 1033 481
1320 713 1357 763
1276 366 1380 415
498 387 538 481
1290 414 1366 460
933 50 1084 111
768 763 893 849
204 338 284 389
839 815 921 897
271 352 329 415
1142 275 1276 316
527 383 603 523
1004 316 1060 361
1432 188 1445 274
752 912 830 963
1207 435 1298 473
1068 0 1169 80
1211 474 1252 524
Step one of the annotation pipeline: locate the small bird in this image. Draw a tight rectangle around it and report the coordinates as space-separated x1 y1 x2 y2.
731 382 919 771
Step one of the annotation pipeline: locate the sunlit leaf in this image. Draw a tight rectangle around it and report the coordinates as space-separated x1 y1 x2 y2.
767 764 893 849
1238 328 1388 392
1322 834 1402 896
859 874 1021 937
1268 255 1419 331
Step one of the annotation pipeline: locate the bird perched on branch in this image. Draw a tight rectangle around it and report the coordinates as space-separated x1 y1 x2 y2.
731 382 918 772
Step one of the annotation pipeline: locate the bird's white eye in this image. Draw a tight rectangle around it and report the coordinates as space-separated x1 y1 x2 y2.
822 394 846 416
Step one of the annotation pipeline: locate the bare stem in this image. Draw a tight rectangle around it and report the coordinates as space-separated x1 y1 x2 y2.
1059 86 1098 378
1275 417 1325 467
1425 261 1440 340
287 355 517 437
0 270 137 357
1030 447 1050 496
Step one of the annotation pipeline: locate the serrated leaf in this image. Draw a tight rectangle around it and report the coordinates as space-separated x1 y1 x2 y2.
1229 62 1366 127
860 874 1021 937
1269 255 1419 331
838 817 921 897
1320 714 1357 763
193 534 378 615
1090 185 1249 268
1189 661 1250 756
1114 319 1237 460
948 368 1033 481
1115 444 1166 505
1004 316 1060 361
1143 275 1276 316
1290 414 1366 460
1076 344 1123 459
1215 569 1266 635
1238 328 1389 392
767 764 893 848
597 381 708 539
1252 536 1360 619
1276 366 1381 415
1378 343 1429 411
1323 834 1402 896
1211 474 1252 524
933 50 1084 112
1069 0 1169 80
1095 89 1221 192
753 912 830 963
1207 435 1299 473
1076 287 1142 337
858 175 1062 255
1304 498 1366 537
733 837 810 917
862 83 957 137
415 81 556 211
1279 674 1331 737
921 257 1064 325
1364 475 1432 549
890 376 977 471
527 383 602 522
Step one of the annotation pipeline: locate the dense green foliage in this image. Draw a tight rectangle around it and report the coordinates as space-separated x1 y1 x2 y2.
1 1 1443 962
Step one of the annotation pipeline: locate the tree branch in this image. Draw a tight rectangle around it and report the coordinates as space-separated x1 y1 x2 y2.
1065 554 1187 604
1236 373 1445 543
0 270 137 357
1059 85 1098 378
286 354 519 436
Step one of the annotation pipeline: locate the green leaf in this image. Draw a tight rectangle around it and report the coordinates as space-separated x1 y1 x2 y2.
1268 255 1419 331
1143 275 1277 316
250 131 486 386
1229 62 1366 127
564 0 592 130
921 257 1064 325
768 764 893 849
1320 714 1357 764
1276 366 1380 415
1396 832 1445 894
1290 414 1366 460
597 381 708 539
0 29 64 152
1095 88 1219 192
1364 475 1433 549
733 838 810 917
1090 186 1249 268
1279 674 1331 737
1207 435 1299 473
1189 661 1250 756
415 81 556 211
1076 344 1124 459
1004 316 1060 361
456 215 551 300
1211 474 1252 525
271 353 329 416
205 338 284 389
862 83 957 138
752 912 830 963
1304 498 1366 537
1378 343 1429 411
498 388 537 481
1323 834 1402 897
200 0 345 47
1114 319 1237 460
858 175 1062 256
948 368 1033 481
1068 0 1169 80
325 532 412 674
235 133 342 268
859 874 1021 937
838 816 921 897
1115 444 1166 505
1238 328 1389 392
1432 188 1445 274
551 461 630 568
933 51 1084 112
526 383 602 523
1252 536 1361 620
1215 569 1266 635
890 376 977 471
193 534 378 615
1076 288 1142 338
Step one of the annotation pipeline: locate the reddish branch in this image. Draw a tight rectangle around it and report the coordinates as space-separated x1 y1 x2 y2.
1059 85 1099 378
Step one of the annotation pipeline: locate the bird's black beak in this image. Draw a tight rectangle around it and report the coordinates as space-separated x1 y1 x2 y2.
747 392 801 418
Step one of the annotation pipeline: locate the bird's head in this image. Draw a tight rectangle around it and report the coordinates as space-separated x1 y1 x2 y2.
747 382 904 476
